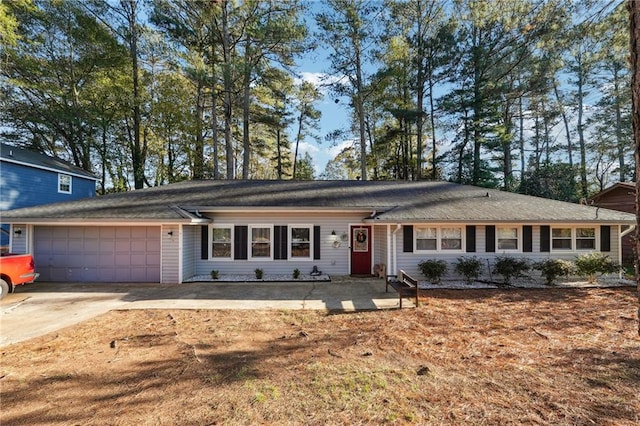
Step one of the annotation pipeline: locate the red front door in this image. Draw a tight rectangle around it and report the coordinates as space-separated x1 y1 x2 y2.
350 225 372 275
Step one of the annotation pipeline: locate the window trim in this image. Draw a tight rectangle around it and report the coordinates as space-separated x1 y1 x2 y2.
210 224 234 261
496 225 521 252
414 225 465 253
550 226 598 252
58 173 72 194
289 224 313 261
249 224 274 260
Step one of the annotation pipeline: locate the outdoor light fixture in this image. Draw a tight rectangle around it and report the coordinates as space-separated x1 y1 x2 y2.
167 230 173 236
331 230 336 236
14 228 22 236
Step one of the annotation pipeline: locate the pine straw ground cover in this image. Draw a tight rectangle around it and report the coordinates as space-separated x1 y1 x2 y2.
1 287 639 425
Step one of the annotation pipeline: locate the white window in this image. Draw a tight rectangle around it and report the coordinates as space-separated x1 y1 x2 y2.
552 227 597 251
250 225 272 259
290 226 312 259
211 226 232 259
58 174 72 193
576 227 596 250
497 226 519 251
416 226 437 250
415 225 464 252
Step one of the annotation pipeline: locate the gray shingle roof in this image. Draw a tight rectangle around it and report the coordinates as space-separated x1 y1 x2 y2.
0 179 635 224
0 143 97 180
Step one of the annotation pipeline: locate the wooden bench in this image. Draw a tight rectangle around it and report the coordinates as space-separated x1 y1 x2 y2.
385 269 419 308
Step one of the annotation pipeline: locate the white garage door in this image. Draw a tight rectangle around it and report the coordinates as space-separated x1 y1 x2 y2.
34 226 161 282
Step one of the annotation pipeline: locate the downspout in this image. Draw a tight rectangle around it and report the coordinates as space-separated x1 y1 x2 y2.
391 224 402 276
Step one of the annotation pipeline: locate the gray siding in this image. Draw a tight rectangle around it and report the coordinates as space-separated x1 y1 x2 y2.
394 223 623 281
10 224 28 254
193 212 367 277
161 224 180 283
181 225 197 283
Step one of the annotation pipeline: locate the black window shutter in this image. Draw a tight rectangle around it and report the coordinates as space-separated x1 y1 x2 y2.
234 225 248 260
485 225 496 252
523 226 533 252
201 226 209 259
313 226 321 259
466 225 476 252
600 226 611 252
403 225 414 253
540 225 550 252
274 226 288 260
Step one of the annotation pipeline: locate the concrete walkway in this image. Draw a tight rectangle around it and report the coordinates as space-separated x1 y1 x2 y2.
0 277 402 346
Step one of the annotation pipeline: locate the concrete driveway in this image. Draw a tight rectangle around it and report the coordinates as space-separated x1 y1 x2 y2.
0 277 402 346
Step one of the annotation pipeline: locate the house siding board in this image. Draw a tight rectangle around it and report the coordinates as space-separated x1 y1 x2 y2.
33 225 160 282
10 224 28 254
162 224 180 283
192 212 364 277
0 162 95 211
181 225 197 282
373 225 387 268
394 224 622 282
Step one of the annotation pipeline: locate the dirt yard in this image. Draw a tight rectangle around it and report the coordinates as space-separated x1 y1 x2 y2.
1 287 639 425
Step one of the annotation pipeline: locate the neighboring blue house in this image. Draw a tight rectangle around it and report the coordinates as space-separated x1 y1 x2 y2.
0 143 97 251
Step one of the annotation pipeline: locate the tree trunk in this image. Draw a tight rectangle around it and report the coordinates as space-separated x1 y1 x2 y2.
576 54 588 199
242 57 251 180
193 79 205 179
221 1 234 179
123 0 145 189
554 84 573 169
627 0 640 335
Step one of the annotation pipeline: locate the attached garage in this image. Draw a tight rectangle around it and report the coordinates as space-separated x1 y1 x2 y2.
34 226 161 282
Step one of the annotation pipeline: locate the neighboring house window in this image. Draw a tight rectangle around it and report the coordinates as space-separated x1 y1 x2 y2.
415 226 463 252
58 174 72 193
250 225 272 259
552 227 597 251
497 226 519 251
290 225 312 259
211 226 232 259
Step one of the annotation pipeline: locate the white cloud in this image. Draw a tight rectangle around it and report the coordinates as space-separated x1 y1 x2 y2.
297 141 320 155
295 72 342 95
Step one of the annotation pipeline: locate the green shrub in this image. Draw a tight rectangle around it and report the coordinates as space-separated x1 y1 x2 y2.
534 259 575 286
574 252 621 283
210 269 219 280
454 256 484 283
492 256 530 285
293 268 301 279
418 259 447 284
255 268 264 279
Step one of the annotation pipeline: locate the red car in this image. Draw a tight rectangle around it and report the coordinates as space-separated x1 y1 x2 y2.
0 253 39 299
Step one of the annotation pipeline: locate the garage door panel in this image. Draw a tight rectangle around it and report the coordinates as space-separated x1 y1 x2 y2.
131 240 147 251
116 227 131 238
53 228 68 238
98 268 115 281
147 254 161 266
115 240 130 252
68 239 84 252
100 227 115 238
52 240 67 251
99 240 115 252
83 254 98 267
35 226 161 283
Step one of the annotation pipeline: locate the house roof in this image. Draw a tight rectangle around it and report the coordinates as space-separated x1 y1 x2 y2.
0 179 635 225
588 182 637 203
0 143 98 181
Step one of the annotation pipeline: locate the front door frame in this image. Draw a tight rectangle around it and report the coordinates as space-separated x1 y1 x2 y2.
350 224 373 275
